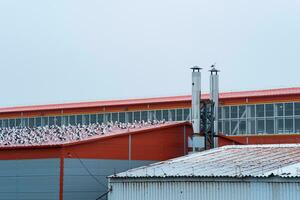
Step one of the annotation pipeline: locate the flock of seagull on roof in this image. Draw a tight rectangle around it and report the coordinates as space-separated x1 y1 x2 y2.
0 120 166 146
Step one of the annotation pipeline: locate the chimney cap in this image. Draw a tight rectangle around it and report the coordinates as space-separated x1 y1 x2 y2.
209 64 220 73
190 66 202 72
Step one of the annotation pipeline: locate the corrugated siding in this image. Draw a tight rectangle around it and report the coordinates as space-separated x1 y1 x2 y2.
108 179 300 200
63 159 155 200
0 159 60 200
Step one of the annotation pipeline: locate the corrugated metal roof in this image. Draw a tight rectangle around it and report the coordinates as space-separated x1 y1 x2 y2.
0 87 299 113
112 144 300 178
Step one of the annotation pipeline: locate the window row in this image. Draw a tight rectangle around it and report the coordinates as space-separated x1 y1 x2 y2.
220 117 300 135
219 102 300 119
0 108 191 128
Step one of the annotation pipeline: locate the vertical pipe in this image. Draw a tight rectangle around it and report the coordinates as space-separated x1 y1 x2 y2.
209 65 220 147
59 156 64 200
191 66 202 152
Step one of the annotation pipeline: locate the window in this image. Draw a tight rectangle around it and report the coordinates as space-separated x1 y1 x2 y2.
265 104 274 117
3 119 8 127
9 119 15 127
42 117 48 126
148 111 155 121
230 106 238 119
55 116 62 126
112 113 118 122
168 110 175 121
247 105 255 118
16 118 21 127
176 109 183 121
247 119 256 134
239 106 246 118
218 121 223 134
28 118 35 127
295 103 300 116
76 115 83 124
295 118 300 133
69 115 76 125
49 117 55 126
35 117 42 127
218 107 222 119
119 112 125 123
276 103 284 116
256 119 265 134
285 103 293 116
239 120 246 134
266 119 274 134
97 114 104 123
224 107 230 119
126 112 133 123
256 105 265 117
162 110 168 121
156 110 162 121
224 120 230 135
83 114 90 124
285 118 293 133
183 109 190 121
133 112 140 121
141 111 148 121
231 120 238 135
90 114 97 124
104 113 111 122
62 116 69 125
0 120 2 128
276 118 284 133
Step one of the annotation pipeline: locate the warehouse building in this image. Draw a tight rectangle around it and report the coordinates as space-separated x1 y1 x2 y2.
0 121 191 200
108 144 300 200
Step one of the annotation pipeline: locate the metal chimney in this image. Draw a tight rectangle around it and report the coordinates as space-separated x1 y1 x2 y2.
190 66 202 152
209 65 220 147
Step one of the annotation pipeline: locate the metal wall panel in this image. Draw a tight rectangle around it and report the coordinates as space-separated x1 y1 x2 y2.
0 159 60 200
63 159 155 200
108 178 300 200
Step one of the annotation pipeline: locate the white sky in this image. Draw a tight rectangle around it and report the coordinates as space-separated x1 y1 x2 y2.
0 0 299 107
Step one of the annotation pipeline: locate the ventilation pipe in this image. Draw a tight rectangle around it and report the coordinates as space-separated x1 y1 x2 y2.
209 65 220 147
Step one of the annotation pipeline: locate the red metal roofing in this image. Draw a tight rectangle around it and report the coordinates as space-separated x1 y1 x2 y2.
0 87 299 114
0 121 189 150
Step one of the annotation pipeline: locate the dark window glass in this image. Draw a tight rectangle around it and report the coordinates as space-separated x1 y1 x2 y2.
247 119 256 134
55 116 62 126
218 107 222 119
119 113 125 123
69 116 76 125
156 110 162 121
83 114 90 125
90 114 97 124
104 113 111 122
0 120 2 128
97 114 104 123
35 117 42 127
285 103 293 116
230 120 238 135
183 109 190 121
9 119 15 127
16 119 21 127
112 113 118 122
295 118 300 133
224 120 230 135
62 116 69 125
239 120 246 134
239 106 246 118
295 103 300 116
248 105 255 118
49 117 55 126
276 103 284 116
276 118 284 133
218 121 223 134
265 104 274 117
285 118 293 133
141 111 148 121
256 105 265 117
224 107 230 119
133 112 140 121
266 119 274 134
41 117 48 126
168 110 175 121
126 112 133 123
256 119 265 134
176 109 183 121
3 119 9 127
28 118 34 127
76 115 83 124
162 110 168 121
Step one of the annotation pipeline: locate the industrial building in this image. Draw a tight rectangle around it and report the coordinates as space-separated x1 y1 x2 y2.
0 122 192 200
108 144 300 200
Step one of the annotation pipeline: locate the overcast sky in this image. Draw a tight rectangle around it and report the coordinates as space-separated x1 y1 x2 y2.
0 0 299 107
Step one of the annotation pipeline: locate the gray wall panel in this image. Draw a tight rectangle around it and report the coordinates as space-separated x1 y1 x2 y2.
64 159 155 200
0 159 60 200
